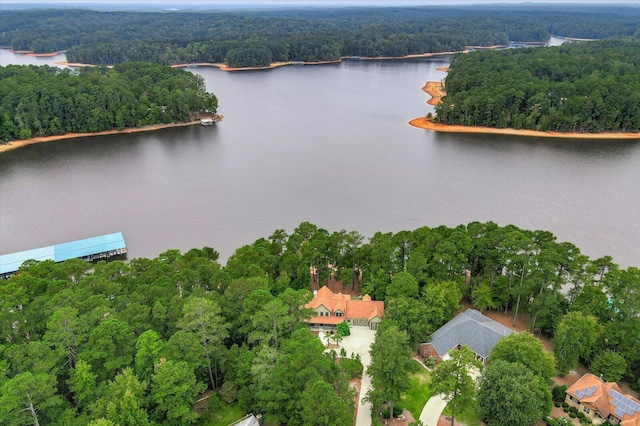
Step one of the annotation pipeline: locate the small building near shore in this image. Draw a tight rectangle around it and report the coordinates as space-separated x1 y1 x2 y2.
0 232 127 279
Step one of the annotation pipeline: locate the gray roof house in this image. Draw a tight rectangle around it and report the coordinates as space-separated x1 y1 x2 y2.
419 309 515 365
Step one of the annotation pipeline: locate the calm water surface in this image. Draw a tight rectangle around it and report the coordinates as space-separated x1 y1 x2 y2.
1 49 639 267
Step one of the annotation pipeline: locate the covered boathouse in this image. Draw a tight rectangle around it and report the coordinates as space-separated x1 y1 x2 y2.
0 232 127 279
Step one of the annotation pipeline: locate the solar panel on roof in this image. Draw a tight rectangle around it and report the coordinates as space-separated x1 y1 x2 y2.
584 385 597 397
576 390 584 398
614 407 625 417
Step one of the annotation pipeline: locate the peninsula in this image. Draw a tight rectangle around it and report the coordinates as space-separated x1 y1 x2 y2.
0 62 219 150
411 39 640 139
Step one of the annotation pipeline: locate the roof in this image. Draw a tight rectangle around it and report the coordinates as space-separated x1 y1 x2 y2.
0 232 126 275
228 414 261 426
306 286 384 323
567 374 640 426
423 309 514 358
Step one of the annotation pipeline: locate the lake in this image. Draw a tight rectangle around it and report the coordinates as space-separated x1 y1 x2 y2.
1 49 639 267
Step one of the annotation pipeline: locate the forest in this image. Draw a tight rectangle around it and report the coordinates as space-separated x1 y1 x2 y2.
434 38 640 133
0 63 218 142
1 5 639 67
0 221 638 425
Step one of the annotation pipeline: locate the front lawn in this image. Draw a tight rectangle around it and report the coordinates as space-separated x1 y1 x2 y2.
443 399 482 426
400 361 433 419
202 401 245 426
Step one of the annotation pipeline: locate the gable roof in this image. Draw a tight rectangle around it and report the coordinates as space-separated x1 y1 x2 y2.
423 309 514 358
567 374 640 426
305 286 384 322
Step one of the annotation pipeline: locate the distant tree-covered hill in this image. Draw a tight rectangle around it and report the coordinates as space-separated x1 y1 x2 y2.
1 6 639 67
434 38 640 133
0 63 218 142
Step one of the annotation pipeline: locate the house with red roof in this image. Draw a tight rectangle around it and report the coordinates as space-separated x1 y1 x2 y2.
305 286 384 330
565 373 640 426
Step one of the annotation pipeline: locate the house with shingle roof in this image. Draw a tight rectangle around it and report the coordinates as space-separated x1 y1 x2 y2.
305 286 384 330
566 374 640 426
418 309 514 365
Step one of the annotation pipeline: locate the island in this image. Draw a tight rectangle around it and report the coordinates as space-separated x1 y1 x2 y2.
411 38 640 139
0 62 219 150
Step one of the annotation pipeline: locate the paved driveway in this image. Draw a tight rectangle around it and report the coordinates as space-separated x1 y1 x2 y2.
419 395 448 426
337 327 377 426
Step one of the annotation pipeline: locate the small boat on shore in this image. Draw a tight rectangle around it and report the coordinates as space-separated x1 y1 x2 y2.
200 118 214 126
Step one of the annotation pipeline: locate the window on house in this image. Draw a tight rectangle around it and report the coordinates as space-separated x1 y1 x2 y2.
583 406 590 414
336 312 343 317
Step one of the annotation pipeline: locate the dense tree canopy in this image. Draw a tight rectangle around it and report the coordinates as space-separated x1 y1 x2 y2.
435 39 640 133
0 63 218 143
1 6 639 66
0 221 639 424
477 360 552 426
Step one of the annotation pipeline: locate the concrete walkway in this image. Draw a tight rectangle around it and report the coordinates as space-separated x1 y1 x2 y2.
332 327 377 426
419 394 448 426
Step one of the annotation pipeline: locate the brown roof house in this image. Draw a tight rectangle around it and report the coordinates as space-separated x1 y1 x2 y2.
566 373 640 426
305 286 384 330
418 309 514 365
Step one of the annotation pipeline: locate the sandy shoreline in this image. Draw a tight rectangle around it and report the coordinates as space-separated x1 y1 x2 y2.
409 117 640 139
0 116 223 154
56 51 460 72
412 77 640 139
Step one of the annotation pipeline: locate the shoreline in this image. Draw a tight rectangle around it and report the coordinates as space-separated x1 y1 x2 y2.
56 51 460 71
0 115 223 154
409 117 640 140
412 78 640 139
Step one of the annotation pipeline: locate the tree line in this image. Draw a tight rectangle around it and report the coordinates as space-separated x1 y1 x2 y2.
434 38 640 133
0 63 218 143
1 6 639 67
0 221 638 424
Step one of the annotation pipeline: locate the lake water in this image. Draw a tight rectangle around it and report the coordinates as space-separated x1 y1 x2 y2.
1 49 639 267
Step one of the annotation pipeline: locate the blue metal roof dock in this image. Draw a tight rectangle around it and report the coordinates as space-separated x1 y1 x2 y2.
0 232 126 278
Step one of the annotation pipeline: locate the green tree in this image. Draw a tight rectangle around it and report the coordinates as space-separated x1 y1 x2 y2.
80 317 136 382
471 282 496 312
553 311 603 373
0 372 64 426
386 272 419 299
490 332 556 380
385 297 432 345
67 360 96 411
430 345 478 426
151 360 205 425
135 330 165 382
477 360 552 426
177 296 229 390
300 379 354 426
249 298 292 350
43 306 88 369
365 324 413 420
590 350 628 382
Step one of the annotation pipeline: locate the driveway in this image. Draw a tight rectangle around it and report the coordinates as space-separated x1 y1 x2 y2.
337 327 377 426
419 394 448 426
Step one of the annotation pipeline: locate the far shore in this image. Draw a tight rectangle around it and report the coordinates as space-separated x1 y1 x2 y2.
412 77 640 139
0 116 223 154
54 50 462 71
409 117 640 140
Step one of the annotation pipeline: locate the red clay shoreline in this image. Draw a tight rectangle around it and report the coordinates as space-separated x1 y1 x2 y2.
0 115 223 154
411 76 640 139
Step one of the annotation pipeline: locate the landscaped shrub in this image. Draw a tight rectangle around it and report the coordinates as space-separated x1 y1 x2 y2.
382 405 404 419
340 357 363 379
552 385 567 403
562 402 569 408
563 407 569 413
577 412 585 420
570 407 578 415
570 412 577 418
423 356 436 368
554 401 562 407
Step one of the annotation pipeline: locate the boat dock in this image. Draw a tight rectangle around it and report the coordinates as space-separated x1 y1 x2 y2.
0 232 127 279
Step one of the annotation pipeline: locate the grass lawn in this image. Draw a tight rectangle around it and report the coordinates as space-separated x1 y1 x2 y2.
443 399 482 426
400 362 433 419
202 401 245 426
